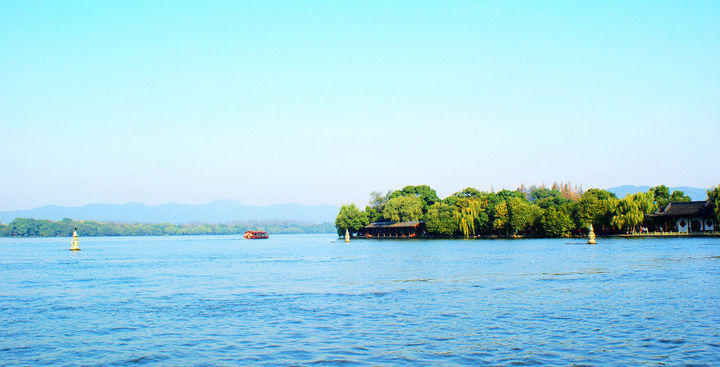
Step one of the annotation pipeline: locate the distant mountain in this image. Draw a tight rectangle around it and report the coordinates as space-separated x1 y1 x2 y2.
606 185 709 201
0 200 340 224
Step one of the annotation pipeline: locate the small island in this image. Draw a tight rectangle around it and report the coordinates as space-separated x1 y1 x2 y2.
336 184 720 239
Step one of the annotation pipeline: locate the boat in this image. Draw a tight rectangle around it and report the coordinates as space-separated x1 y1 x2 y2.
244 231 269 239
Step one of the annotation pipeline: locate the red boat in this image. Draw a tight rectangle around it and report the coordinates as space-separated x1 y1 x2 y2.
244 231 269 239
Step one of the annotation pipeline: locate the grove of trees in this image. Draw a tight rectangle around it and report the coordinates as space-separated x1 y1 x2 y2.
335 183 716 238
0 218 334 237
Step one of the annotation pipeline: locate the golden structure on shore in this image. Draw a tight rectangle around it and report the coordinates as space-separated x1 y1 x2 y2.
587 224 597 245
69 228 81 251
344 229 350 243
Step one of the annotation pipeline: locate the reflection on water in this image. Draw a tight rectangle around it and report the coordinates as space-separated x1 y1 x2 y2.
0 235 719 365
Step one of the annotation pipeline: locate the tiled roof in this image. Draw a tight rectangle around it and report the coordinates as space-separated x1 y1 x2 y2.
364 221 422 229
653 200 713 217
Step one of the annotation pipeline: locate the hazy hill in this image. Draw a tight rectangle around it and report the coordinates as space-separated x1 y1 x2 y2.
606 185 709 201
1 186 711 224
0 200 340 224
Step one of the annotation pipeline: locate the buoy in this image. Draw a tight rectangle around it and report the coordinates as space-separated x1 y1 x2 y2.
344 229 350 243
69 228 81 251
587 224 597 245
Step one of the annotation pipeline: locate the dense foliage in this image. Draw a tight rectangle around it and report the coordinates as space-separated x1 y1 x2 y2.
335 204 369 236
0 218 334 237
336 184 712 238
709 185 720 225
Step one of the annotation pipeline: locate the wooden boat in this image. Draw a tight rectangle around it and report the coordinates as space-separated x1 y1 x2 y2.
244 231 269 239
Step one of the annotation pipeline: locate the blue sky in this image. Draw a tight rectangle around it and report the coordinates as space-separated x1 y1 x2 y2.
1 1 718 210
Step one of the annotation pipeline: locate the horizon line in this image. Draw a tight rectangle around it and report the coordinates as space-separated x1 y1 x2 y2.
1 184 712 212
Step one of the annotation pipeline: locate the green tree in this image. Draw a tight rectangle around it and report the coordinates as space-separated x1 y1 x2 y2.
650 185 671 209
382 196 423 222
387 185 439 211
8 218 38 236
611 197 644 233
669 190 691 202
368 191 388 208
507 197 538 235
452 198 488 237
424 202 458 236
632 192 657 215
364 206 384 223
335 204 369 236
57 218 75 236
530 187 563 201
493 201 509 235
540 207 574 237
363 190 391 223
531 187 573 209
453 187 483 199
577 189 617 230
492 197 538 236
708 185 720 225
38 220 56 237
497 189 525 201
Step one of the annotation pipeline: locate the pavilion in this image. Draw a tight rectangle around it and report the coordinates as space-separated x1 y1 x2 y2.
359 221 425 238
648 200 716 232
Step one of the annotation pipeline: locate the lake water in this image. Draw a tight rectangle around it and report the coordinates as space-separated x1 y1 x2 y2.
1 234 719 366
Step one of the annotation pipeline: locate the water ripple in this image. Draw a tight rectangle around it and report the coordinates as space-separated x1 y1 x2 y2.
0 235 719 365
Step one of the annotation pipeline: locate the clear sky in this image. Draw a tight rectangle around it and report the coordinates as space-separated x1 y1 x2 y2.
1 1 718 211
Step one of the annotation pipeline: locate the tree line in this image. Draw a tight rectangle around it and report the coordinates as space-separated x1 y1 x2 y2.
0 218 335 237
336 184 720 238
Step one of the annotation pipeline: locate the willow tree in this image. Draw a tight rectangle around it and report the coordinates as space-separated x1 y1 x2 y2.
611 197 644 233
452 198 490 237
632 192 657 215
453 200 477 237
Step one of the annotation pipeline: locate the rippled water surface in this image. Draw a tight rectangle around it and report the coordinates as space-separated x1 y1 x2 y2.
1 235 719 366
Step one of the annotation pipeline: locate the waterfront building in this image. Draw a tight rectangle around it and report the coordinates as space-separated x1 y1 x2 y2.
649 201 716 232
359 221 425 238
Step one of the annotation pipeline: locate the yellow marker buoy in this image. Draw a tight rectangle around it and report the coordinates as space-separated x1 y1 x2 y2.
587 224 596 245
69 228 81 251
344 229 350 243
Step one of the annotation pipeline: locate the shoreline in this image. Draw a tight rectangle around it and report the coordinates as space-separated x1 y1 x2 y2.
346 231 720 240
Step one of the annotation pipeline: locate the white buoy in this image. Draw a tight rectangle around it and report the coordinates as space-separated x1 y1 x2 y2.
587 224 597 245
69 228 81 251
344 229 350 243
